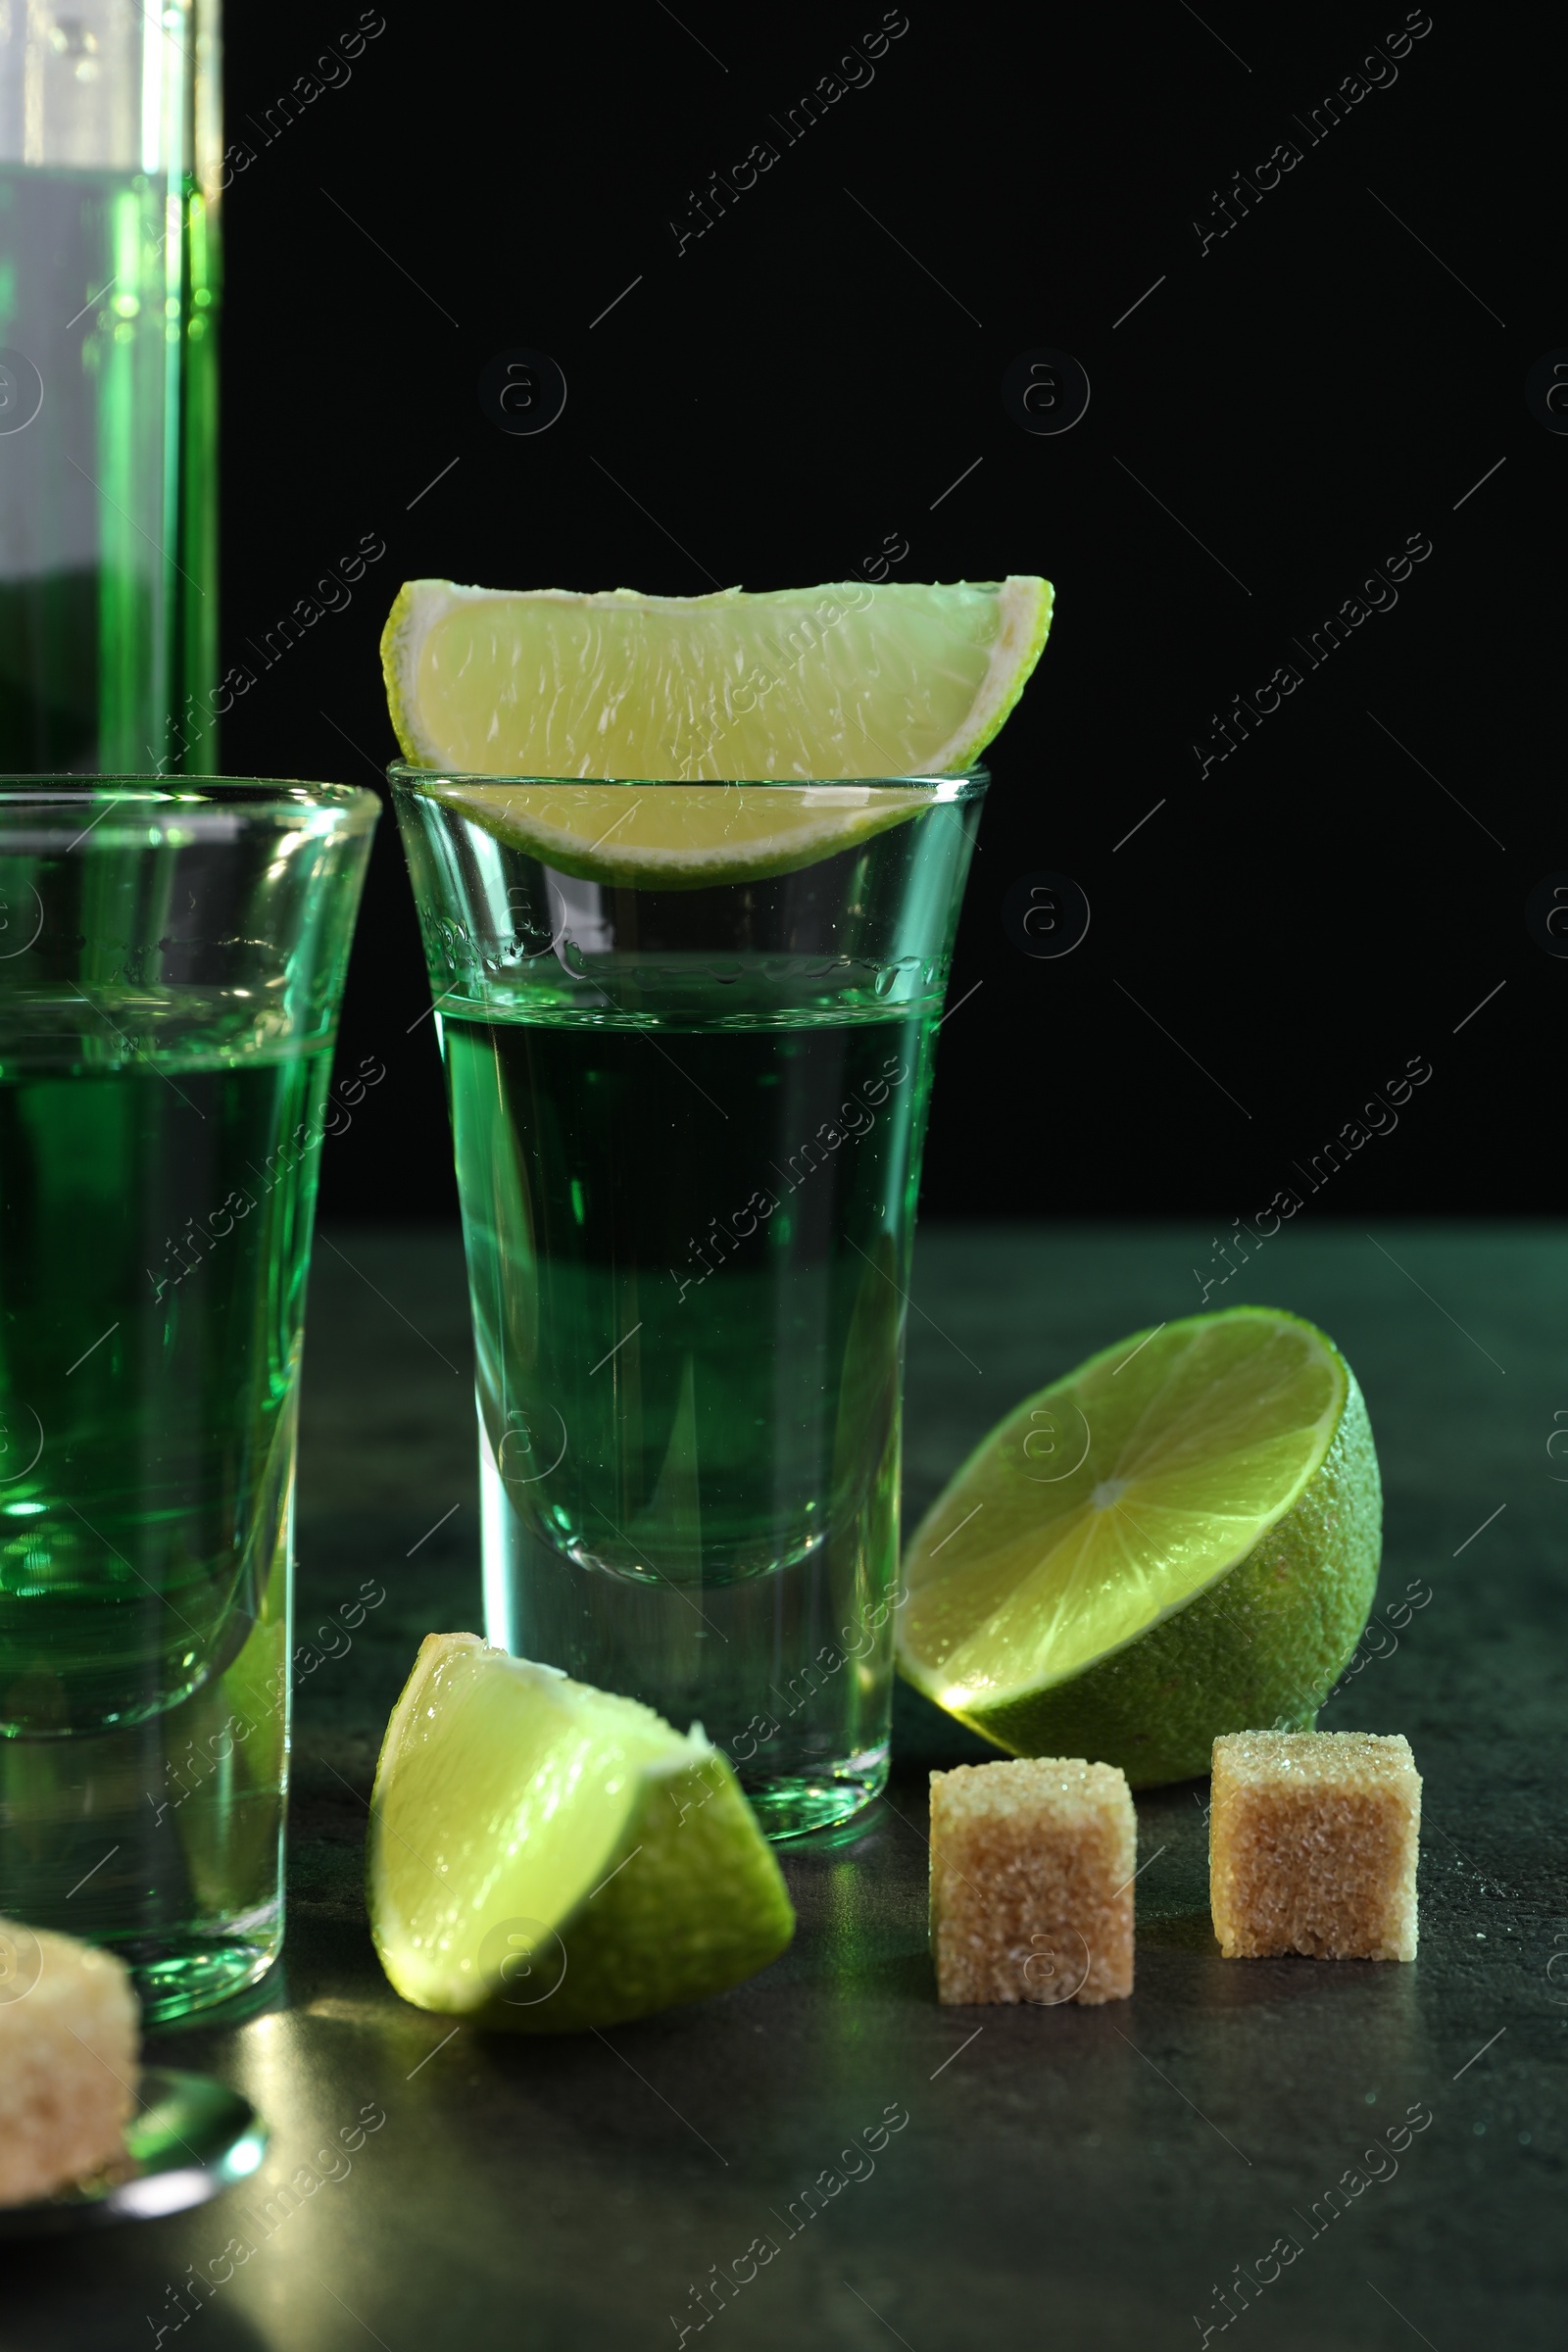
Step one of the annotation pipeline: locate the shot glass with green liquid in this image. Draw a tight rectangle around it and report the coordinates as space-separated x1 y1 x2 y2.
0 779 375 2019
395 767 985 1838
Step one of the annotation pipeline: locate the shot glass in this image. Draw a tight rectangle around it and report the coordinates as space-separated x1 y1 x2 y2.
0 778 376 2021
395 767 985 1838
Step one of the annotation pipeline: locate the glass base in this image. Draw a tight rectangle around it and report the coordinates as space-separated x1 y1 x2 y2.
482 1437 899 1843
132 1919 282 2028
743 1746 889 1841
0 1538 289 2030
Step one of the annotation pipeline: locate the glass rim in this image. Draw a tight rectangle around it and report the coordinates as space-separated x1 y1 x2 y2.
0 776 381 846
386 760 989 797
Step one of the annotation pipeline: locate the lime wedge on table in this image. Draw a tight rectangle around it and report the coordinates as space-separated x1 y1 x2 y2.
897 1308 1381 1787
368 1634 794 2031
380 575 1053 781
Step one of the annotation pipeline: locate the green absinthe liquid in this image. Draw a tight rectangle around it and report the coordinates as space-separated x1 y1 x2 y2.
448 1000 937 1833
0 1015 328 2016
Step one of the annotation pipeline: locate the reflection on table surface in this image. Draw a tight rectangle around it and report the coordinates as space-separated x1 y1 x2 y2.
4 1224 1558 2352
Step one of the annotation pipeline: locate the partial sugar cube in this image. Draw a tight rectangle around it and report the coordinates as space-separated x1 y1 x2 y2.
929 1757 1135 2005
1209 1731 1420 1962
0 1919 139 2206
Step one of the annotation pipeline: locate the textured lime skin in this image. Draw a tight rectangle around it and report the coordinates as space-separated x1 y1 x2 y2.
931 1369 1382 1788
471 1751 796 2034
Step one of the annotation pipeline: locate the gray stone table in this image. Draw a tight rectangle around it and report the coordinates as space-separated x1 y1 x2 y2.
4 1224 1564 2351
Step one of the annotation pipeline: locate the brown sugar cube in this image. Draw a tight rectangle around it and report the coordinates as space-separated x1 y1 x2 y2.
1209 1731 1421 1961
0 1919 139 2206
929 1758 1136 2005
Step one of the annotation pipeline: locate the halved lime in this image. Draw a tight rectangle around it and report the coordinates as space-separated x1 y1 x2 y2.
368 1635 794 2032
380 575 1053 782
896 1308 1381 1786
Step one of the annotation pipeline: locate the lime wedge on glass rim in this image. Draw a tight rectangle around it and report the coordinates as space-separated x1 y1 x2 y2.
896 1307 1382 1787
368 1635 794 2032
379 574 1053 886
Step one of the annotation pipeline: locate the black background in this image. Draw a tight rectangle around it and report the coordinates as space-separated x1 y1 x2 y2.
218 4 1554 1230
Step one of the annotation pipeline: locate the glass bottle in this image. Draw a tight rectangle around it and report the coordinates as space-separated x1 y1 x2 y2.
0 1 220 773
